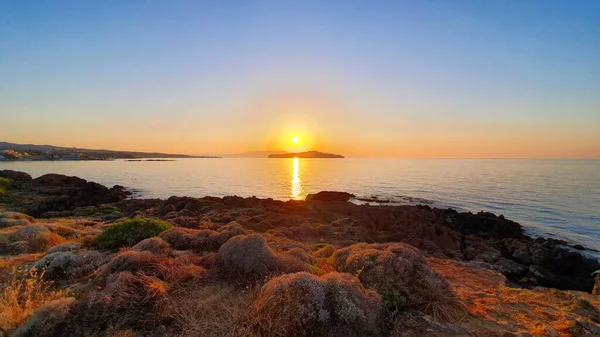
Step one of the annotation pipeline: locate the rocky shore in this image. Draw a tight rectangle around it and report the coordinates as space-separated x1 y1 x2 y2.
1 169 599 336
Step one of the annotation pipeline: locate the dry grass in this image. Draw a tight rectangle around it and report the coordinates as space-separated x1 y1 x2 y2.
0 268 70 335
429 258 600 336
28 232 66 252
0 253 43 271
161 284 259 337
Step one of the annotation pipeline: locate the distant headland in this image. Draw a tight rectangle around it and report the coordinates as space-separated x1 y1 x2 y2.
268 151 344 158
0 142 219 161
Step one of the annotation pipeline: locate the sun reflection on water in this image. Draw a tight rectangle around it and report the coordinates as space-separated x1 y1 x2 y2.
291 157 302 200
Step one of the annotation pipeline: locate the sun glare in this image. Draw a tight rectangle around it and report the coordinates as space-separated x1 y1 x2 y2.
292 137 299 144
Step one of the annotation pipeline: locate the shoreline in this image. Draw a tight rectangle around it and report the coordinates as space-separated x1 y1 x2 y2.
1 169 600 336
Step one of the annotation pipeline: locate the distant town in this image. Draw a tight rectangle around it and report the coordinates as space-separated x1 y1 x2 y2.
0 148 106 161
0 142 219 161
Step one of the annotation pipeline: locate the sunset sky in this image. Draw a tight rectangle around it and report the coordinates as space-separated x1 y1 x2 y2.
1 1 599 158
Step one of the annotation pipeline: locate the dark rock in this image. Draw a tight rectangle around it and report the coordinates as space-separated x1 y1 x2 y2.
305 191 355 202
34 174 87 186
443 209 525 239
0 170 32 181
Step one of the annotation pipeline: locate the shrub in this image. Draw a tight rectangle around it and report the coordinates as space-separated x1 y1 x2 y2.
11 297 76 337
7 225 49 242
131 237 171 253
250 272 382 336
159 227 203 250
33 252 83 280
0 177 10 195
96 218 173 249
55 271 169 336
216 234 278 279
28 232 66 252
0 268 70 335
0 212 34 228
313 244 336 258
332 242 464 322
47 242 81 254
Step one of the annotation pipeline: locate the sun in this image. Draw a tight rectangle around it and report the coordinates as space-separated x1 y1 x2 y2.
292 137 299 144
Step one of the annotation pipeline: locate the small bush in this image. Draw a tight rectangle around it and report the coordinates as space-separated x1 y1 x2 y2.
332 242 464 322
250 272 382 336
11 297 75 337
96 218 173 249
216 234 278 279
33 252 83 280
131 237 171 253
0 212 34 228
28 232 66 252
0 177 10 195
7 225 49 242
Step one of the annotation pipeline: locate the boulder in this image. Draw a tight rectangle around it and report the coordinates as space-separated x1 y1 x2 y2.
305 191 355 202
0 169 32 181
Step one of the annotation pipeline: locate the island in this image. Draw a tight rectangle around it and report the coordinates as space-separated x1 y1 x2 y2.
268 150 344 158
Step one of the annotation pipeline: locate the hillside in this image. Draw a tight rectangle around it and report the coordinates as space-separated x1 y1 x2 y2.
0 142 218 160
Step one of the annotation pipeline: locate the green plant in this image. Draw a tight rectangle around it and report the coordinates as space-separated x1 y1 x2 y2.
0 177 11 195
82 205 121 216
96 218 173 249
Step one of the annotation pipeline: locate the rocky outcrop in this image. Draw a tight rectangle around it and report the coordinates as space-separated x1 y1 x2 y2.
2 170 598 293
305 191 355 202
0 170 32 181
2 172 128 217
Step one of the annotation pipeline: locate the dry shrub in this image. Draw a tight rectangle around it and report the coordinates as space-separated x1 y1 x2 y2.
33 252 82 280
57 271 169 336
313 244 336 258
47 242 81 254
216 234 279 279
159 227 207 250
45 224 78 238
286 247 315 264
131 237 171 253
28 232 66 252
160 223 248 253
0 212 35 228
0 268 70 335
215 234 305 280
162 284 258 337
250 272 382 337
11 297 75 337
102 250 165 276
0 254 44 273
332 242 465 322
0 234 9 253
102 250 204 286
7 225 49 242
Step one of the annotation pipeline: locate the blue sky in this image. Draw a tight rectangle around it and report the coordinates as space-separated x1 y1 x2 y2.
1 1 599 157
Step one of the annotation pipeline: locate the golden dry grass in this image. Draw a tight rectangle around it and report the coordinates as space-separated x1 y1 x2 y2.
429 258 600 336
161 283 260 337
0 253 43 271
0 268 70 335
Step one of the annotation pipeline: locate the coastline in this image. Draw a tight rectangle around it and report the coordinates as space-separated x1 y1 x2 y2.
1 169 600 336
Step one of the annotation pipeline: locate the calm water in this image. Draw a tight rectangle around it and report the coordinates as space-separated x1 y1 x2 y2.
2 159 599 251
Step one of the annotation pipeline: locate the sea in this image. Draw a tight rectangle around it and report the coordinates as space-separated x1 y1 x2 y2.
2 158 599 253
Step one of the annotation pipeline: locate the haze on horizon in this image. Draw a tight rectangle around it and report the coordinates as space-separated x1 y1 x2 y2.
1 1 599 158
